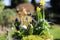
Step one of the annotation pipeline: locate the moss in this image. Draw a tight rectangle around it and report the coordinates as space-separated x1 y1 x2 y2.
22 35 44 40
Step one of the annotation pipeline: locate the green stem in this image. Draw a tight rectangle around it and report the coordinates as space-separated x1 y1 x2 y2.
43 6 45 28
43 6 45 19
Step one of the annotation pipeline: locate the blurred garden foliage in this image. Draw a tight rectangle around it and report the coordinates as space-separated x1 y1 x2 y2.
0 34 7 40
2 9 17 22
0 0 17 27
0 0 4 14
0 9 17 27
22 35 44 40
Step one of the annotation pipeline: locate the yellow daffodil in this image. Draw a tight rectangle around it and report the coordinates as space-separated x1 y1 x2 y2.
37 7 41 12
40 0 45 6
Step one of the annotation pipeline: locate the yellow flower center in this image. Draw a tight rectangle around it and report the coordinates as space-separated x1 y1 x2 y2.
40 0 45 6
37 7 41 12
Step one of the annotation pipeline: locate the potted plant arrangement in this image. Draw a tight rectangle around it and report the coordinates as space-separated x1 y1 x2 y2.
13 0 53 40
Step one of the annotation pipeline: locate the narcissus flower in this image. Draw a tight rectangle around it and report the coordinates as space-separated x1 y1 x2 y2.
37 7 41 12
40 0 45 6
